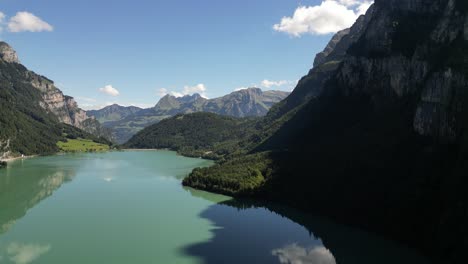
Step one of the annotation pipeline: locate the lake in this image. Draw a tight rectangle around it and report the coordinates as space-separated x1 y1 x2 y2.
0 151 430 264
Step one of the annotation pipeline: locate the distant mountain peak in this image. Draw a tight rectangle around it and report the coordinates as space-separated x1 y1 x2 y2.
0 42 20 64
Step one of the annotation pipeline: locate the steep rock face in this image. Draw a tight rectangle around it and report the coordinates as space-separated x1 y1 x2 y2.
267 7 374 122
183 0 468 262
262 0 468 261
31 73 100 132
1 43 108 138
313 29 350 67
204 88 290 117
0 42 20 64
313 5 375 68
329 0 468 142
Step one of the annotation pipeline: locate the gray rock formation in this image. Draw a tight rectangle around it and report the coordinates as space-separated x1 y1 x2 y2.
152 88 289 118
0 42 107 137
327 0 468 142
0 42 20 64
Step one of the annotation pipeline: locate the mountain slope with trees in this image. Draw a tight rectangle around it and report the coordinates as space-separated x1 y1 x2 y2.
0 42 112 159
124 112 258 159
91 88 289 143
129 1 468 262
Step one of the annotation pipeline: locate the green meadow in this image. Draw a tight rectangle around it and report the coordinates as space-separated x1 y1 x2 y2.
57 138 110 152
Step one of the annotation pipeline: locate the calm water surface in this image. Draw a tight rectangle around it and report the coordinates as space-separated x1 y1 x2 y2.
0 151 430 264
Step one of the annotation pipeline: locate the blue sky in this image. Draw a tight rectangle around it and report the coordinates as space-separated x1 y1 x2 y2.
0 0 372 109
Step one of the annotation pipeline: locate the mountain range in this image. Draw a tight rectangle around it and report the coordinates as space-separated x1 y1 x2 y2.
126 0 468 262
90 88 289 143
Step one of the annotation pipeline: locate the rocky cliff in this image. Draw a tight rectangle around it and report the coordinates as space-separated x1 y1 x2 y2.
264 0 468 262
182 0 468 262
331 0 468 142
0 42 108 138
0 42 20 64
152 88 289 118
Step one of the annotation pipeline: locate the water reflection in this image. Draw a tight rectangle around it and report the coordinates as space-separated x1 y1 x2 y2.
3 242 51 264
183 190 431 264
272 244 336 264
183 187 232 204
0 159 76 235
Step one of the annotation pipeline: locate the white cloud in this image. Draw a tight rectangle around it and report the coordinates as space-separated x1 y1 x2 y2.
337 0 361 6
234 79 298 92
170 91 185 97
357 1 373 15
273 0 373 36
8 12 53 33
234 87 249 91
159 83 209 98
99 85 120 97
182 83 207 97
158 88 169 97
6 243 51 264
261 79 290 88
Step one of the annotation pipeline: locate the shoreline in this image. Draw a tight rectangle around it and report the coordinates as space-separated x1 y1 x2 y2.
122 148 170 151
1 155 37 163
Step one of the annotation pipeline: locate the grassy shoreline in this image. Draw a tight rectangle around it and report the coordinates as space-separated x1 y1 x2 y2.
57 138 111 152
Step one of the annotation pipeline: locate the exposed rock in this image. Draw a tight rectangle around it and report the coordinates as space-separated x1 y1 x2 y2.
314 29 350 67
268 0 468 261
329 0 468 142
0 42 20 64
0 139 11 160
313 5 375 68
0 43 108 138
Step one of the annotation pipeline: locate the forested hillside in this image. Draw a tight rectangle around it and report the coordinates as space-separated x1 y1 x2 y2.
0 58 63 157
131 0 468 262
124 112 258 159
0 43 112 158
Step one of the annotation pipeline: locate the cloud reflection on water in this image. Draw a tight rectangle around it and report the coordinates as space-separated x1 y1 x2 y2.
5 242 51 264
272 243 336 264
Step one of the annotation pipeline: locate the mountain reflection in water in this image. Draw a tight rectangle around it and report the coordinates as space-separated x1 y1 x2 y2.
0 158 76 234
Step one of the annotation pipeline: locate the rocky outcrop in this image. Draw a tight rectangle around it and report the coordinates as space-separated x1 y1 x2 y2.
30 72 102 133
0 42 20 64
182 1 468 263
151 88 289 118
0 139 11 160
260 0 468 262
324 0 468 143
0 43 108 138
313 5 375 67
313 29 350 67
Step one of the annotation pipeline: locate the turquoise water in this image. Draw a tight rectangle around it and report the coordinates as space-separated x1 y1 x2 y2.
0 151 430 264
